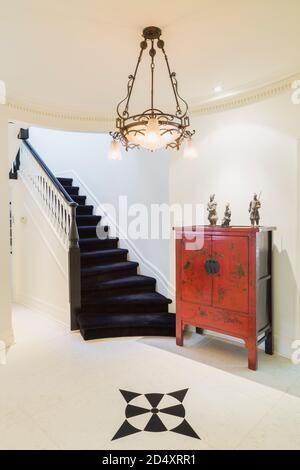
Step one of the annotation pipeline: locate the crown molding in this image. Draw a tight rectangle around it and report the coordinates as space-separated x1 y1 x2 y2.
5 97 115 130
191 72 300 115
4 72 300 126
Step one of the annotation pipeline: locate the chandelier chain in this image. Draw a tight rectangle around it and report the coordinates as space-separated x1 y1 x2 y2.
160 46 181 116
123 46 145 117
150 40 155 113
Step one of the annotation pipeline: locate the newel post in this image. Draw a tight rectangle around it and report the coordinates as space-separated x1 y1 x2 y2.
68 202 81 330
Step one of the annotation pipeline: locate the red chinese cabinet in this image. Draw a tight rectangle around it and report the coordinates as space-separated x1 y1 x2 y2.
175 226 275 370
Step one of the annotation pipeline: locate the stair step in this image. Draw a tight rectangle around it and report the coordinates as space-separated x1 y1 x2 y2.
81 261 139 284
72 195 86 205
54 175 174 341
82 274 156 298
57 177 73 186
76 205 94 215
78 225 108 238
76 215 101 226
80 248 128 267
64 185 79 196
77 312 176 340
81 292 172 314
79 237 119 251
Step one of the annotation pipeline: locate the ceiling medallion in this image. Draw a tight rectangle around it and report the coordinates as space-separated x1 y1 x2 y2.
109 26 196 159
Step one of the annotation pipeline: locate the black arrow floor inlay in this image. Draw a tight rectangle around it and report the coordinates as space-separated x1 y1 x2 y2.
160 404 185 418
120 389 141 403
145 393 164 408
144 413 167 432
112 388 200 441
171 419 201 439
168 388 188 403
111 420 141 441
125 404 150 418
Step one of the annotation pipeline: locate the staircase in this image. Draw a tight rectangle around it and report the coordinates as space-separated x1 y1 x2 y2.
57 177 175 340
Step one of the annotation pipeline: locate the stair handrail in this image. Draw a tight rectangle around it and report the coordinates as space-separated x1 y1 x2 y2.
13 128 81 330
16 129 79 243
22 140 75 205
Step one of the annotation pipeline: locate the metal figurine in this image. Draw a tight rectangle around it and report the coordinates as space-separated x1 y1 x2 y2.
207 194 218 226
221 203 231 227
249 193 261 227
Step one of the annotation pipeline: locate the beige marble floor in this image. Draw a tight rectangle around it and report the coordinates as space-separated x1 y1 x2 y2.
0 304 299 450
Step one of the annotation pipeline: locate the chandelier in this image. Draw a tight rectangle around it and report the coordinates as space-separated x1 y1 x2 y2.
109 26 196 158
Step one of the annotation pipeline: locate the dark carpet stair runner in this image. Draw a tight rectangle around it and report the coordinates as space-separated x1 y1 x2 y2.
57 177 175 340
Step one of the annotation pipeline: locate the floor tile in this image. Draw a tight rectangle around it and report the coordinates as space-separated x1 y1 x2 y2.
236 394 300 450
0 408 59 450
1 305 299 450
140 333 300 394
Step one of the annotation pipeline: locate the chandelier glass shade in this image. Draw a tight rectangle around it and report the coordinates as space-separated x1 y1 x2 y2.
110 26 195 154
108 138 122 160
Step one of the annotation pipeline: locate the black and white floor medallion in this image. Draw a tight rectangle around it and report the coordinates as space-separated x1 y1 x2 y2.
112 388 200 441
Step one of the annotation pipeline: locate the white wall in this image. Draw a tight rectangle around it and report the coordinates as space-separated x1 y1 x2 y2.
11 177 70 325
170 92 300 357
29 128 171 297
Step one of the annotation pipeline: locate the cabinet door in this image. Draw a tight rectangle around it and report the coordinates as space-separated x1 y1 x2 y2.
179 235 212 306
212 236 249 313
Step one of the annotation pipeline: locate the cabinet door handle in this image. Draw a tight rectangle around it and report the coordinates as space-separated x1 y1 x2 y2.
205 259 220 274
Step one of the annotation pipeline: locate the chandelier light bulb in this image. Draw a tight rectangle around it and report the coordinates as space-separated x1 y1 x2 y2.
183 136 197 159
108 139 122 160
213 85 223 93
142 117 163 150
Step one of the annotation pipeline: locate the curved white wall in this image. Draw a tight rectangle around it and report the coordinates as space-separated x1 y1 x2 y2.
170 91 300 357
2 87 300 359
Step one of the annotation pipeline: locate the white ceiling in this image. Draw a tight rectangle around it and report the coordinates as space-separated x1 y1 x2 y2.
1 0 300 115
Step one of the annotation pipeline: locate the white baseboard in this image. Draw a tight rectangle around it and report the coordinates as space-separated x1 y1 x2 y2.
0 329 15 349
273 333 296 359
186 326 294 360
